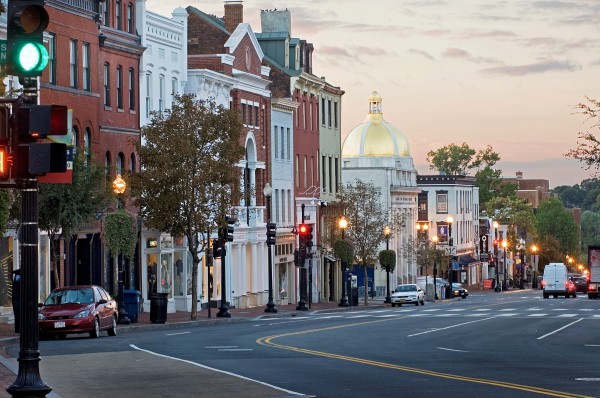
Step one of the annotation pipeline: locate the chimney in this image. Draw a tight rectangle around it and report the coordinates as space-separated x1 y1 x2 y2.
516 171 523 179
224 0 243 33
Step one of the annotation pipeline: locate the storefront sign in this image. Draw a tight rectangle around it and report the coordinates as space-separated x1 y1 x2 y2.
147 238 158 248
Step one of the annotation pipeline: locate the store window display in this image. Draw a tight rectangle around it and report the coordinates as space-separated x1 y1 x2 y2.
160 253 173 298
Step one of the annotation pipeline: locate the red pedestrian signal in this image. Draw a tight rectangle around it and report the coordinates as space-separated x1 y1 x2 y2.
14 104 68 141
0 145 10 180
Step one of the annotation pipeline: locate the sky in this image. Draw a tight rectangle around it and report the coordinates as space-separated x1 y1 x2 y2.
147 0 600 188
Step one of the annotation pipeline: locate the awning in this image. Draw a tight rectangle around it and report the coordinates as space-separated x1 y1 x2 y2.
459 254 478 265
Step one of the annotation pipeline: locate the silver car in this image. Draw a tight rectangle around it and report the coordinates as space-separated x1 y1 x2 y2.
391 284 425 307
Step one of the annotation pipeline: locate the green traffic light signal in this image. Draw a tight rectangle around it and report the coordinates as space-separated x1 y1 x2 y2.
7 0 50 77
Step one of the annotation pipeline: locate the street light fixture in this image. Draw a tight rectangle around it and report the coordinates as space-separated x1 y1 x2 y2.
384 225 391 304
432 235 438 300
338 216 349 307
502 240 508 291
113 174 130 325
493 221 499 291
447 216 454 298
263 183 277 313
531 244 538 288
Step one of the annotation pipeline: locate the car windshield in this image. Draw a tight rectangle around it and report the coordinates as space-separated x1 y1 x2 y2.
44 288 94 305
395 285 417 292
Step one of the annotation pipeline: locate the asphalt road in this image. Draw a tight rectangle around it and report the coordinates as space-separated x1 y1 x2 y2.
10 290 600 398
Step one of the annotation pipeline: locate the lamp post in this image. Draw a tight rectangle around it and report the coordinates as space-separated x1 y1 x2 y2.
338 216 349 307
493 221 499 292
113 174 130 325
432 235 438 300
264 183 277 313
384 225 391 304
520 242 525 289
531 244 538 288
447 216 454 298
502 240 508 291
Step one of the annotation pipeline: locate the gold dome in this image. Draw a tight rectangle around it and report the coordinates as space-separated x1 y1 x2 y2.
342 91 411 157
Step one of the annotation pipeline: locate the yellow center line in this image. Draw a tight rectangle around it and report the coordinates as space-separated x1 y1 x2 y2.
256 318 593 398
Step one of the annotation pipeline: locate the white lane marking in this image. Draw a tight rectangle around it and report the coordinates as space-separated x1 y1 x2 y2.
437 347 468 353
219 348 253 352
584 345 600 347
528 314 547 317
131 345 304 396
375 314 400 318
408 317 496 337
575 378 600 381
347 315 370 318
166 331 192 336
537 319 583 340
205 346 238 349
557 314 578 318
499 308 517 311
497 313 518 317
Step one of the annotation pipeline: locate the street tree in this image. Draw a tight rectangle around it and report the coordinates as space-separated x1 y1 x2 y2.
38 150 113 288
565 97 600 174
482 196 537 248
336 180 403 305
103 209 137 296
130 94 244 320
426 143 516 205
536 197 579 257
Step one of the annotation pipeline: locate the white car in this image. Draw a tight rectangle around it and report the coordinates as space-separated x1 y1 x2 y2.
391 284 425 307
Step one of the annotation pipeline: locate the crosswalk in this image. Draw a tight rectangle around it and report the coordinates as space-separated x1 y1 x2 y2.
259 307 600 322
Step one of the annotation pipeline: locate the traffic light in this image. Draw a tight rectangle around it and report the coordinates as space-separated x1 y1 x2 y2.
305 224 313 249
266 222 276 245
294 249 303 266
14 104 69 141
212 240 223 259
7 0 50 77
226 216 235 242
298 223 308 259
0 108 11 181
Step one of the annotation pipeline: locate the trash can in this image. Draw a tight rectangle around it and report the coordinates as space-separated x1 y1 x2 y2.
123 290 141 323
350 287 359 306
150 293 168 324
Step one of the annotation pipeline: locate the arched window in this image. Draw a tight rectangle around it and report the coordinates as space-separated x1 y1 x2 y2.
105 151 112 182
84 128 91 166
116 152 125 175
130 153 136 172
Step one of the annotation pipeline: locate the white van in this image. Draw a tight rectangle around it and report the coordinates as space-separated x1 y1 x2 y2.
542 263 573 298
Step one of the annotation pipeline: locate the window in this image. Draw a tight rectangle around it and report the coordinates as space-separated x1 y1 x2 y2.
286 128 291 160
334 158 339 193
280 127 285 159
117 153 125 175
82 43 90 91
334 102 338 128
171 77 177 95
145 72 151 118
321 98 325 125
328 157 333 193
84 128 91 166
241 103 246 124
328 100 332 127
103 1 110 26
115 0 122 30
116 66 123 109
274 126 278 159
295 155 299 188
47 34 56 84
436 192 448 214
321 155 326 192
158 75 165 112
105 152 112 183
127 3 134 33
69 40 78 88
255 106 259 127
248 103 252 126
130 153 136 172
103 64 110 106
129 68 135 111
303 155 307 187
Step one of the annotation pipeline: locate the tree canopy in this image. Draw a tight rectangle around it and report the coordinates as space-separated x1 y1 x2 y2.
565 97 600 174
536 197 579 259
130 94 245 319
426 142 516 205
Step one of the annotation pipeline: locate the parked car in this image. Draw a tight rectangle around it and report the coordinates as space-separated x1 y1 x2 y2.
38 285 118 339
570 276 589 293
391 284 425 307
452 283 469 298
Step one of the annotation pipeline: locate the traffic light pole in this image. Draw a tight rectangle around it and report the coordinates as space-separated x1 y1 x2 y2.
296 205 308 311
7 177 52 397
7 79 52 397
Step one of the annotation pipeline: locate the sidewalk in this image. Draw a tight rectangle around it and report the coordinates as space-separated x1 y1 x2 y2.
0 298 387 398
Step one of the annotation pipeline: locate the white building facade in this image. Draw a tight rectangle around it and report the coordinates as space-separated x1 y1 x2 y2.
342 91 420 291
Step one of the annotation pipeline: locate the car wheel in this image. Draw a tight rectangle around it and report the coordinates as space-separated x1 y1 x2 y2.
420 299 425 306
57 334 67 340
391 303 396 307
543 293 549 299
107 316 117 337
462 294 467 299
89 317 100 338
398 303 402 307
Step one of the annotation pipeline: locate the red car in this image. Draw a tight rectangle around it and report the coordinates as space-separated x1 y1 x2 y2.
38 285 118 339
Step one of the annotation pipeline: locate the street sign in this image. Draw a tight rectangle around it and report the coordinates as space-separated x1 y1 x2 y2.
0 40 6 64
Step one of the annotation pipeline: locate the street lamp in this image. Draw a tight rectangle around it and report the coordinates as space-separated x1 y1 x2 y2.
502 240 508 291
338 216 349 307
263 183 277 313
384 225 391 304
493 221 499 291
531 244 538 288
447 216 454 298
432 235 438 300
113 174 130 325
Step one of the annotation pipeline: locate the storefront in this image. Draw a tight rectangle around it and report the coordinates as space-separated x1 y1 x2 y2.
274 235 295 305
141 232 196 312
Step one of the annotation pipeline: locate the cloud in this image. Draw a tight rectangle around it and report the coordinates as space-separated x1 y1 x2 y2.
461 29 517 39
442 48 502 64
480 59 581 76
408 48 435 61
